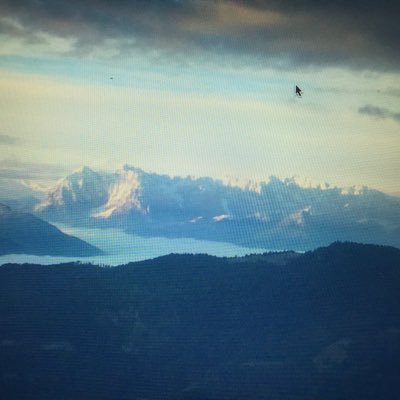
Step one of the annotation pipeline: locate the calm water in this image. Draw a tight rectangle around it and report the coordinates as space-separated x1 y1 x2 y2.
0 225 268 266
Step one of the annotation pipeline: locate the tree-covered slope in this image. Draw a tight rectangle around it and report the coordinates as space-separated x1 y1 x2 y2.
0 242 399 399
0 204 102 256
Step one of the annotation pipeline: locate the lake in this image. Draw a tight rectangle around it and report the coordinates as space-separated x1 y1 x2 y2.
0 225 269 266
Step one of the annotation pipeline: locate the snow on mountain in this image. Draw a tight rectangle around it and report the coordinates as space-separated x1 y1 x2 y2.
219 174 331 192
35 166 109 213
340 185 369 196
20 179 52 193
32 164 400 249
213 214 231 222
0 178 42 201
284 176 330 190
92 165 145 218
34 165 397 223
283 206 312 226
219 176 264 193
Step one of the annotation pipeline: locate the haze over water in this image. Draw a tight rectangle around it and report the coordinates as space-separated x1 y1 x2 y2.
0 225 269 266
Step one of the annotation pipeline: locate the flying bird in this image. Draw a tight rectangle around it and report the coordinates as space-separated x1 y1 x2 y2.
295 85 302 97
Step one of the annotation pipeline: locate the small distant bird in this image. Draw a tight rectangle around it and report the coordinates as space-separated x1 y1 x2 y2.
295 85 302 97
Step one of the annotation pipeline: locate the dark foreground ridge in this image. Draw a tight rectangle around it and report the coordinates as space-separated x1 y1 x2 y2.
1 242 400 399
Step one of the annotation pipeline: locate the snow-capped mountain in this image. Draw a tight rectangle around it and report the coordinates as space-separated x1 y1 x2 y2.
35 166 110 215
92 165 145 218
33 165 400 250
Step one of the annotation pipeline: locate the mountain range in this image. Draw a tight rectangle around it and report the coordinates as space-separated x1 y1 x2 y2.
0 204 102 256
1 242 399 399
29 165 400 250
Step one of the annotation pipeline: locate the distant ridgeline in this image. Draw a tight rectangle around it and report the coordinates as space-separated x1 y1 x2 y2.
23 165 400 250
1 242 400 399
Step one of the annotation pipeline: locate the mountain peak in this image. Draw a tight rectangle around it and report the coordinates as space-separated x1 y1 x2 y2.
35 166 108 213
219 175 264 192
72 166 96 176
285 175 330 190
32 165 400 250
340 185 369 196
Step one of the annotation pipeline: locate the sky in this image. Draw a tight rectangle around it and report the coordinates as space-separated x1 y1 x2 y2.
0 0 399 194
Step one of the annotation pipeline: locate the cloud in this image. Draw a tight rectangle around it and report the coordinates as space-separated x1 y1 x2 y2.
0 160 69 180
0 134 19 145
359 105 387 118
0 0 399 71
359 104 400 123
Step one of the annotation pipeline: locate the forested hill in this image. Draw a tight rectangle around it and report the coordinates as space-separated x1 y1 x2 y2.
0 204 102 256
1 242 400 399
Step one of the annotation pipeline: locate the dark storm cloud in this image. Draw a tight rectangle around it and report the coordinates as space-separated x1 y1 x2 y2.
359 104 400 123
0 135 19 145
0 0 399 71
